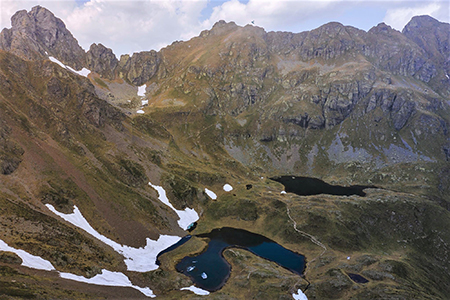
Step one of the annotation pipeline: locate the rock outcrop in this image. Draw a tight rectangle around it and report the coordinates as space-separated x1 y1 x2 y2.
0 6 85 70
117 51 161 85
402 15 450 95
86 43 118 79
403 15 450 67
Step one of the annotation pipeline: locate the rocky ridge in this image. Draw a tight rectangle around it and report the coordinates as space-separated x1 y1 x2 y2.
0 6 85 69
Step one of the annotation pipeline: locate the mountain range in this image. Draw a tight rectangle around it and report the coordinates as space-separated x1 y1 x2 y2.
0 5 449 299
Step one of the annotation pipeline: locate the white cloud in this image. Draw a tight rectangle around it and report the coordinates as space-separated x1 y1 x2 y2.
383 2 449 30
64 0 208 55
201 0 341 33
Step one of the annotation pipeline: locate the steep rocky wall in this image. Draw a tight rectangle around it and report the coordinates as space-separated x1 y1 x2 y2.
0 6 86 69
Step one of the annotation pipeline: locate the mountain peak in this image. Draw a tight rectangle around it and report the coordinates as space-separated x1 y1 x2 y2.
212 20 238 30
0 5 85 69
86 43 118 79
368 22 397 34
402 15 450 72
200 20 239 37
29 5 55 18
404 15 441 31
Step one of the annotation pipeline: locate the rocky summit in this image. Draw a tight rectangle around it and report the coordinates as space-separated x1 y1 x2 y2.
0 5 449 299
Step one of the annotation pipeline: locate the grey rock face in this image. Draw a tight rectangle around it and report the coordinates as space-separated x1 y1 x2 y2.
0 7 448 145
0 6 86 70
366 23 436 82
86 43 118 79
390 93 416 131
117 51 160 85
403 15 450 63
403 15 450 95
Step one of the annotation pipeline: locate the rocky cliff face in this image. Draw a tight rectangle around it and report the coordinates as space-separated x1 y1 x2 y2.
117 50 161 85
403 15 450 95
123 16 448 138
0 6 86 69
1 5 448 182
86 43 118 79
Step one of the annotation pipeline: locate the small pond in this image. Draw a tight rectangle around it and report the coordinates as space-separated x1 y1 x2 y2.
271 176 374 197
347 273 369 283
174 227 306 291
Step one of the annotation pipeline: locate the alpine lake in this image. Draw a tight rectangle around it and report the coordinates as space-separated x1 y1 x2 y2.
156 176 373 292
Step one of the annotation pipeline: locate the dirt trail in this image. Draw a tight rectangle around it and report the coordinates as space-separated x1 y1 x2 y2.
286 206 327 274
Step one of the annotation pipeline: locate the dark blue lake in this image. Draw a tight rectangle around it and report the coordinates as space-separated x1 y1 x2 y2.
175 227 306 291
271 176 374 197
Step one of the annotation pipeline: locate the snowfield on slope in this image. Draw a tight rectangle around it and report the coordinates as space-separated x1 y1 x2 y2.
60 270 155 297
223 184 233 192
138 84 147 97
180 285 210 295
0 239 155 297
205 188 217 200
48 56 91 77
149 182 199 230
46 204 181 272
293 288 308 300
0 239 55 271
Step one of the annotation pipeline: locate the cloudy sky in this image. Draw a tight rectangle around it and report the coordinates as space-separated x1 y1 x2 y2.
0 0 448 57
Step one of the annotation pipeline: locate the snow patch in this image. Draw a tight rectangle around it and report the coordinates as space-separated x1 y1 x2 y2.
0 239 55 271
73 68 91 77
60 270 155 297
49 56 90 78
223 184 233 192
446 74 449 79
281 191 287 194
49 56 66 68
137 110 145 114
45 204 181 272
0 239 155 297
180 285 210 295
205 188 217 200
142 100 149 106
292 288 308 300
149 182 199 230
138 84 147 97
187 265 195 272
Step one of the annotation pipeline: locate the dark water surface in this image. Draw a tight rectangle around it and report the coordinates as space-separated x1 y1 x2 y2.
347 273 369 283
175 227 305 291
271 176 374 197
